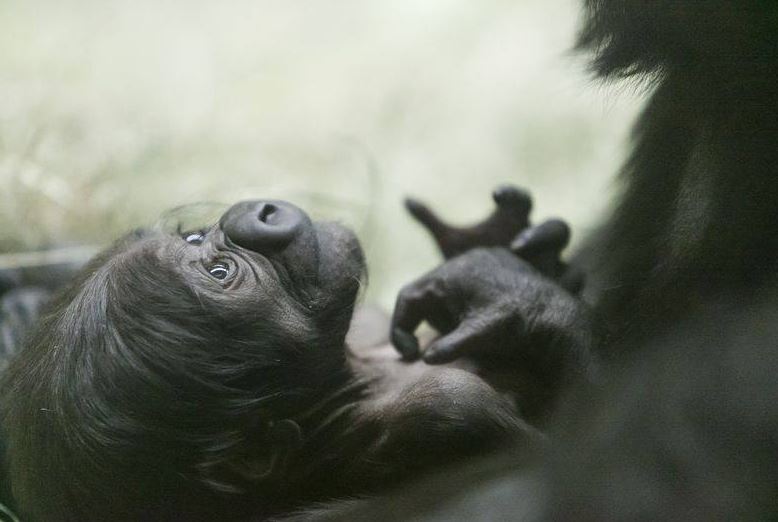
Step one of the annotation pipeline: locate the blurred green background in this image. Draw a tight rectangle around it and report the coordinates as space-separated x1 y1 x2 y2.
0 0 639 307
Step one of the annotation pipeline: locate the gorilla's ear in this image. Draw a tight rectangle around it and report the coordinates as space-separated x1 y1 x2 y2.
228 419 303 482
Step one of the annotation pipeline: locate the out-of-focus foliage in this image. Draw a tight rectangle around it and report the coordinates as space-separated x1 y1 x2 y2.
0 0 638 306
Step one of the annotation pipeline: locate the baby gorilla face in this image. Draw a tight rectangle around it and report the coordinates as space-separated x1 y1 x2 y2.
165 200 365 335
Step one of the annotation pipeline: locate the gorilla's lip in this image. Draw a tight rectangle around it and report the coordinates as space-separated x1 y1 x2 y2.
260 219 365 295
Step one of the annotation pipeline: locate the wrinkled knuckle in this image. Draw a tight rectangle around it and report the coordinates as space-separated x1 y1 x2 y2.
427 277 446 296
464 247 493 263
398 283 421 301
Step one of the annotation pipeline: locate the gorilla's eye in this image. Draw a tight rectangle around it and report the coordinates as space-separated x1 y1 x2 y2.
208 263 230 280
184 231 205 245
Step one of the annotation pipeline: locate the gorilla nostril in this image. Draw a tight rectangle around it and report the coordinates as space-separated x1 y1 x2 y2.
258 203 277 224
220 200 310 254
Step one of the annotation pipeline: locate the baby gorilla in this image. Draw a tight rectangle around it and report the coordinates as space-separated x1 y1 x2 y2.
0 200 537 522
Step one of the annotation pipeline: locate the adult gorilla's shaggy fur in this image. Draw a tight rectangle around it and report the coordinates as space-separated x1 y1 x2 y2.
577 0 778 345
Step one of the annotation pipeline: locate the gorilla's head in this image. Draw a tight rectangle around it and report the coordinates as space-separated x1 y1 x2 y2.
1 200 366 521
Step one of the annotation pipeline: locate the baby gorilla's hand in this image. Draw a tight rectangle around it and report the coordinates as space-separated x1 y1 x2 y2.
406 185 584 295
391 248 597 384
510 219 584 295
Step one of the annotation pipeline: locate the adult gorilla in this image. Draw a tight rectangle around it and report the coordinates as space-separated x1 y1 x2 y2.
0 200 555 521
339 0 778 520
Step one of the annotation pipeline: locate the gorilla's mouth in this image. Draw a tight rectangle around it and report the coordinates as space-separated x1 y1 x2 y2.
313 221 367 290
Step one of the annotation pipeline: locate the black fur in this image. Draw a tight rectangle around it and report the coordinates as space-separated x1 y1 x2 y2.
578 0 778 79
576 0 778 349
0 230 362 520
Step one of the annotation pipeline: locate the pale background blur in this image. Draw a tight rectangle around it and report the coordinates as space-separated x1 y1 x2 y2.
0 0 639 307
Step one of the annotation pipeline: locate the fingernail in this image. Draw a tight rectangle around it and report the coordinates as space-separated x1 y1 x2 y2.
391 328 419 360
510 236 528 252
422 350 438 364
422 348 446 365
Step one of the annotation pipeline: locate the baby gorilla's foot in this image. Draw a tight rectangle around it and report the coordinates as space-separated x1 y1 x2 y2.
405 185 532 259
405 185 583 295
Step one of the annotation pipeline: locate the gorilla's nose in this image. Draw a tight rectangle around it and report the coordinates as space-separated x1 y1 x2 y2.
220 200 309 253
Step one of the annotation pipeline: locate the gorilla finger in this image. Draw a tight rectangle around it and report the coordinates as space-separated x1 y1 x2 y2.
491 185 532 218
510 219 570 258
391 281 446 360
560 266 586 295
404 198 446 237
422 319 492 365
